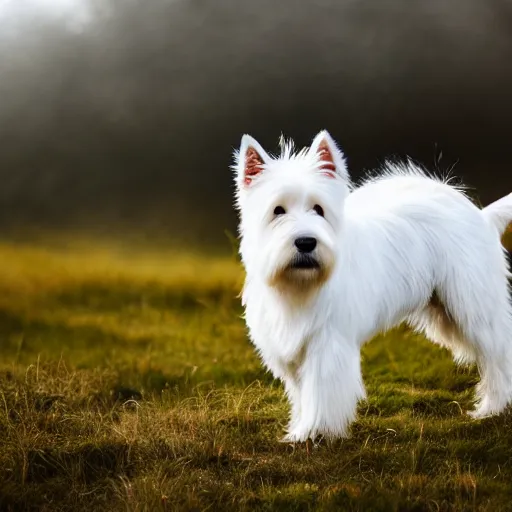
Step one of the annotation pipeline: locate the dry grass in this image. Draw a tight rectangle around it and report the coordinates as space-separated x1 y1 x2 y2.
0 239 511 511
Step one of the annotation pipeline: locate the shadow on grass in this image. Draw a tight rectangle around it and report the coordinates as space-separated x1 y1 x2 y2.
115 365 275 401
27 443 135 484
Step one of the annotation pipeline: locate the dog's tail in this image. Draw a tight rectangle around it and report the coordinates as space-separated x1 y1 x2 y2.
482 193 512 237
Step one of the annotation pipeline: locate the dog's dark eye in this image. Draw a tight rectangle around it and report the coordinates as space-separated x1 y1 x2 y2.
274 206 286 216
313 204 324 217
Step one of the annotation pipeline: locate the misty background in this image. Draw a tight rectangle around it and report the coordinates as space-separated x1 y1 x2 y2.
0 0 511 247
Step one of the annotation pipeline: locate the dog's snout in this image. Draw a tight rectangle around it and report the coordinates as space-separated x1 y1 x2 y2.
295 237 317 253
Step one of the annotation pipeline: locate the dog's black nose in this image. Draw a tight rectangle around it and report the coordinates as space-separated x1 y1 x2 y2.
295 237 317 253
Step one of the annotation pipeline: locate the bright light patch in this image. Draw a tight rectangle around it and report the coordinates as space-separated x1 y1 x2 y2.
0 0 93 33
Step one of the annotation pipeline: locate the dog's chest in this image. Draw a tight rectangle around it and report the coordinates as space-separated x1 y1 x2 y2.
244 290 326 367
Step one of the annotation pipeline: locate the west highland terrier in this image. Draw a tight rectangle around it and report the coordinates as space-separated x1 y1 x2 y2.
233 130 512 443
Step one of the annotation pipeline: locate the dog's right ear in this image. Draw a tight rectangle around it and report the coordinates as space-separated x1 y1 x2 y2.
233 135 270 189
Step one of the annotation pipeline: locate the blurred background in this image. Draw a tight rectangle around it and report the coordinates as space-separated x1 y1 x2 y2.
0 0 511 249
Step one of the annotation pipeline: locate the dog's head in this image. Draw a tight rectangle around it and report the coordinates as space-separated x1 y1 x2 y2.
233 130 350 293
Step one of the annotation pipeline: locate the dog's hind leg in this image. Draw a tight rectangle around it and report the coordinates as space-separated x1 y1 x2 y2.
409 286 512 417
437 259 512 418
464 308 512 418
407 291 477 366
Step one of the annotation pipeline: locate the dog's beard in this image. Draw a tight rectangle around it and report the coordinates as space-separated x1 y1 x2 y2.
268 250 334 292
284 256 324 286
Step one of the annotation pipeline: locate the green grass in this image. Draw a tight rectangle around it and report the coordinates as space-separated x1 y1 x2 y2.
0 239 511 511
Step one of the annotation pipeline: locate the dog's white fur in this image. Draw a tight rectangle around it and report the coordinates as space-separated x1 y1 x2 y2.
233 130 512 442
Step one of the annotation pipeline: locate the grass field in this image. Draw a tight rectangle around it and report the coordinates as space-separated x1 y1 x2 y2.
1 238 512 511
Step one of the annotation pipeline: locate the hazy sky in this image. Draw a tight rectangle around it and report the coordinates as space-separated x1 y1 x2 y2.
0 0 511 245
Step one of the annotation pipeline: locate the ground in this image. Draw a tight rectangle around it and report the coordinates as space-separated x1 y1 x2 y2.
0 238 511 512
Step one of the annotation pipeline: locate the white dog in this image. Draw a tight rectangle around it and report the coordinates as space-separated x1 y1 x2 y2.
233 130 512 443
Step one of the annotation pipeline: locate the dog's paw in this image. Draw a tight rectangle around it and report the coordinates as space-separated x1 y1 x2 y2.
467 408 493 420
279 429 311 444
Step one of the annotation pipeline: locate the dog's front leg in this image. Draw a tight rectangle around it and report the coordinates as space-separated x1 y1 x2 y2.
280 376 302 440
282 336 366 443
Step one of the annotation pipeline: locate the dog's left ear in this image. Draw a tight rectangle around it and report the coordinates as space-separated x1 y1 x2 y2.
309 130 348 181
234 135 271 189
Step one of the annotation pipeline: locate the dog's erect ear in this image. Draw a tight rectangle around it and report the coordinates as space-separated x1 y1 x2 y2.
234 135 271 188
309 130 348 180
